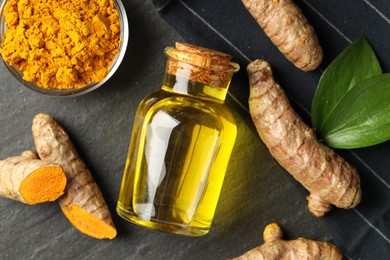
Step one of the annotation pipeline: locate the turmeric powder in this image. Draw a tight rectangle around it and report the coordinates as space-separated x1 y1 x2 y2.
1 0 121 90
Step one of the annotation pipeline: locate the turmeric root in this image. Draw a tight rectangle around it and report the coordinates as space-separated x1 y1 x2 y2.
247 59 361 217
231 223 342 259
242 0 323 71
32 113 117 239
0 150 66 204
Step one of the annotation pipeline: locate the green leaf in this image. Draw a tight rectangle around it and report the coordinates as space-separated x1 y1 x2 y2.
312 36 382 137
322 74 390 149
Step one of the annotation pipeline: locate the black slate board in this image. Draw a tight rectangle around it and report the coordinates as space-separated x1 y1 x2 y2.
151 0 390 258
1 0 387 259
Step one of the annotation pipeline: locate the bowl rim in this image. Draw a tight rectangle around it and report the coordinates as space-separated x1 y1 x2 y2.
0 0 129 97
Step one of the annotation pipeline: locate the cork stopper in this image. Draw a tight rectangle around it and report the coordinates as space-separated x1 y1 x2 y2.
165 43 239 88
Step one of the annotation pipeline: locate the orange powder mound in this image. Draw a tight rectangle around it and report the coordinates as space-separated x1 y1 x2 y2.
61 203 117 239
19 165 67 204
1 0 121 89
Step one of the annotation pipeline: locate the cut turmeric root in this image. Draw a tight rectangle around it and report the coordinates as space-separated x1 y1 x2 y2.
242 0 323 71
32 113 117 239
0 150 66 204
247 59 361 217
231 223 342 259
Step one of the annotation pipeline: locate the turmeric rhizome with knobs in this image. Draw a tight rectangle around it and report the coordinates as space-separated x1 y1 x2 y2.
117 43 239 236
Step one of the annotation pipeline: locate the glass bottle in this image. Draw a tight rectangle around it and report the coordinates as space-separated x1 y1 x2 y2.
117 43 239 236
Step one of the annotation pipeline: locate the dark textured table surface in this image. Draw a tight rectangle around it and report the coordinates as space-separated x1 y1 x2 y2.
0 0 335 259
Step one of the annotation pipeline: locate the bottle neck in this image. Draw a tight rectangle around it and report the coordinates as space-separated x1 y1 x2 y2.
161 45 239 103
162 72 232 103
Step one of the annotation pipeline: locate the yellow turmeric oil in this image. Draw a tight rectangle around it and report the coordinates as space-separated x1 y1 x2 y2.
117 43 239 236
